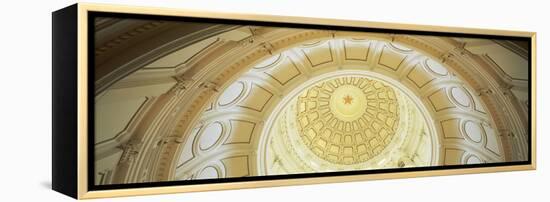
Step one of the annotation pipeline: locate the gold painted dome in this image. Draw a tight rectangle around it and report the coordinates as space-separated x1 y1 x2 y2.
296 77 399 165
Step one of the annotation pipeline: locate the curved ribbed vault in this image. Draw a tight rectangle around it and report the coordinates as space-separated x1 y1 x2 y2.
170 37 504 179
93 21 529 185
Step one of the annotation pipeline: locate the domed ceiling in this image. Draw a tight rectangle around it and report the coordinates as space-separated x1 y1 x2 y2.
296 77 399 165
92 20 528 185
265 72 433 174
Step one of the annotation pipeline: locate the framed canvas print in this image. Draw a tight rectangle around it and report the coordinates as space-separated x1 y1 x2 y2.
52 3 536 199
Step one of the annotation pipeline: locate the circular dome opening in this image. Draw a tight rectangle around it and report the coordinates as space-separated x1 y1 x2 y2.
263 71 435 174
296 77 399 165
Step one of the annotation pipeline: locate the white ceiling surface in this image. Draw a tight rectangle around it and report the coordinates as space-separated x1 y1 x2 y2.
0 0 547 201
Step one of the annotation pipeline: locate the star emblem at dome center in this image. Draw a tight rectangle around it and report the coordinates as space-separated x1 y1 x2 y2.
343 95 353 105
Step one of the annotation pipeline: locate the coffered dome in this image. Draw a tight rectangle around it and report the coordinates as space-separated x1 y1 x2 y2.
266 71 431 173
91 19 527 184
296 77 399 164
